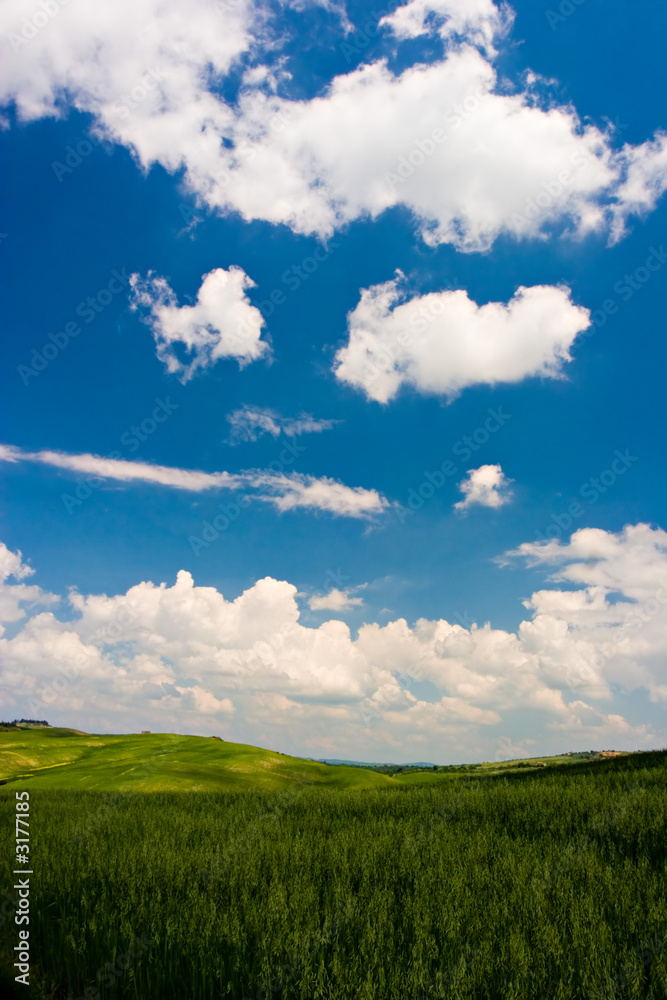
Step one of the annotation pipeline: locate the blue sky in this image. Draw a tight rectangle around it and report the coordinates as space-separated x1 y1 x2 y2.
1 0 666 762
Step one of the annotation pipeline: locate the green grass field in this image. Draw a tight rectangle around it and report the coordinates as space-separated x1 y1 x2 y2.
1 744 666 999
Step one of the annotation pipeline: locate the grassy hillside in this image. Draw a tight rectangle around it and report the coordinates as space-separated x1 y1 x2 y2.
0 728 392 791
0 728 639 792
0 726 640 792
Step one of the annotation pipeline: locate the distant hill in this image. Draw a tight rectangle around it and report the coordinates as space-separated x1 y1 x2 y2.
0 728 393 792
0 727 638 792
318 758 437 768
316 751 628 777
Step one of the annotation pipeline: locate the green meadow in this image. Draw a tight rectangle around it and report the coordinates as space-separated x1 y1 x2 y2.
0 728 393 792
1 732 666 999
0 728 609 793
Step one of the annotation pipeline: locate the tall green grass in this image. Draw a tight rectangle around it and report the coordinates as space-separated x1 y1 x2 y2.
1 751 666 999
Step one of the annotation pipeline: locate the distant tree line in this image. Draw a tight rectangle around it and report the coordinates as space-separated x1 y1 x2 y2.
0 718 50 729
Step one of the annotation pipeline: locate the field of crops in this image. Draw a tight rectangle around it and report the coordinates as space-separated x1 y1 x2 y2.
1 750 666 1000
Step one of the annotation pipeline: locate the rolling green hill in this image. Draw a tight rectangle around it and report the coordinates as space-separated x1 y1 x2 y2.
0 727 394 791
0 726 636 792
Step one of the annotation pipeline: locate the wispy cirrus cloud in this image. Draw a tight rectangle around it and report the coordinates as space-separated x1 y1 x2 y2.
227 406 341 444
0 443 389 519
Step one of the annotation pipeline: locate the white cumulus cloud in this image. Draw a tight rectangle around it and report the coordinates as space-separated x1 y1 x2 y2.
506 523 667 605
309 587 366 611
130 268 268 380
455 464 514 511
0 1 665 250
1 524 666 758
334 277 590 402
0 542 58 635
379 0 513 53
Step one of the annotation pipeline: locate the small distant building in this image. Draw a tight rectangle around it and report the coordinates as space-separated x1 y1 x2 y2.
141 730 151 734
601 750 622 757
